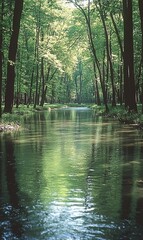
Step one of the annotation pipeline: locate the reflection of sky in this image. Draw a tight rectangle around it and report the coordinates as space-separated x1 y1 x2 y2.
60 0 92 9
26 198 109 240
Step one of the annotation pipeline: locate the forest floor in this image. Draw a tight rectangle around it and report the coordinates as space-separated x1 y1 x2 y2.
0 103 143 132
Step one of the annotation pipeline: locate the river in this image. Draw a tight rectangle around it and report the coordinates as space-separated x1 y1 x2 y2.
0 107 143 239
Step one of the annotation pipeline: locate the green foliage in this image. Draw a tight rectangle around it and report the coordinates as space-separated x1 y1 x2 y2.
1 0 143 112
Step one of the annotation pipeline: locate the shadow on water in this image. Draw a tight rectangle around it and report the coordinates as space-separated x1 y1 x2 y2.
84 117 143 239
121 134 135 220
0 134 29 239
135 143 143 226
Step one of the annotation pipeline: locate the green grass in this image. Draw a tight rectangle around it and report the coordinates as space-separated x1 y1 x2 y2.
90 104 143 125
0 105 34 125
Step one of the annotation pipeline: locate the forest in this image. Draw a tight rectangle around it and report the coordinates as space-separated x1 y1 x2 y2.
1 1 143 239
0 0 143 116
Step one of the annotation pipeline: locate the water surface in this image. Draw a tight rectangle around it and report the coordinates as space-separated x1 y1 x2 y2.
0 107 143 239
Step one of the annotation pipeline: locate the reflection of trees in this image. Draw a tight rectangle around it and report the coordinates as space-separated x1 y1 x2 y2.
1 135 24 238
120 141 135 220
83 120 143 239
85 119 122 218
135 145 143 225
0 136 2 198
136 197 143 225
17 113 46 199
0 136 4 239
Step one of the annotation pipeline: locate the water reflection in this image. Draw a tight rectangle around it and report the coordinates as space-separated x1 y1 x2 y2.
135 143 143 226
0 134 25 239
0 108 143 239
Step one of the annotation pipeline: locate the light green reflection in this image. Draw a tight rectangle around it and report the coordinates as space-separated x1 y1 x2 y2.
1 108 143 239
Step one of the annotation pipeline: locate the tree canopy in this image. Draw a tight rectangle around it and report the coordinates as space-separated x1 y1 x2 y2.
0 0 143 113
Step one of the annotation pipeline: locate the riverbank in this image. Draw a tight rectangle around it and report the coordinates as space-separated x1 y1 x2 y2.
1 103 143 132
91 104 143 130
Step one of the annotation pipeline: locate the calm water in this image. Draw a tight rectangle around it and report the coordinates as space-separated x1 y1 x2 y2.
0 107 143 240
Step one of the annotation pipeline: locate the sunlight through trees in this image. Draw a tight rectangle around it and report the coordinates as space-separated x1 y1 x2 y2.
0 0 142 113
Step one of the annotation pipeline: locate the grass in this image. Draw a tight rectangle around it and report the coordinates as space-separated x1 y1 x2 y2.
90 103 143 124
0 105 34 128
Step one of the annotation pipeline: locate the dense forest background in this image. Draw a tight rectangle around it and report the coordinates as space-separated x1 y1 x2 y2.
0 0 143 115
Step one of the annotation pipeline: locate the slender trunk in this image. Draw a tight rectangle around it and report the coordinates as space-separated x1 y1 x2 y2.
33 23 40 109
40 31 45 106
119 57 123 105
50 82 55 104
110 12 124 105
97 0 116 107
79 60 82 104
86 3 108 111
34 62 39 108
74 75 79 103
73 0 109 112
93 62 101 105
40 57 45 106
40 86 47 107
27 68 34 107
110 12 124 57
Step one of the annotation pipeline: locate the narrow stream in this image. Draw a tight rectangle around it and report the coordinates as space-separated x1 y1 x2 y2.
0 107 143 239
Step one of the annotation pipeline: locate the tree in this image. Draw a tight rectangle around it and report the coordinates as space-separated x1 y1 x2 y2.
0 0 4 117
3 0 24 113
70 0 109 111
123 0 137 112
95 0 116 107
138 0 143 113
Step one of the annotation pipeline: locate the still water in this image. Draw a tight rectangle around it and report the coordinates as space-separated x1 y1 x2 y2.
0 107 143 240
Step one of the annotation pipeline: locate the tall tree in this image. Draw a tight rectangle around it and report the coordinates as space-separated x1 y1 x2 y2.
96 0 116 107
138 0 143 113
123 0 137 112
0 0 4 117
70 0 109 111
3 0 24 113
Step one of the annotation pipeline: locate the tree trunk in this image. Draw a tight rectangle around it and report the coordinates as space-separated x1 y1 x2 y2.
123 0 137 112
93 62 101 105
119 58 123 105
40 57 45 106
3 0 24 113
97 0 116 107
75 0 109 111
50 82 55 104
33 23 40 109
40 86 47 107
0 0 4 117
138 0 143 113
110 12 124 57
34 62 39 108
74 75 79 103
27 68 34 107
